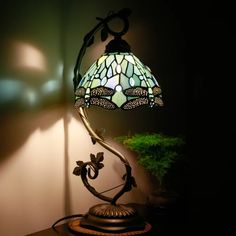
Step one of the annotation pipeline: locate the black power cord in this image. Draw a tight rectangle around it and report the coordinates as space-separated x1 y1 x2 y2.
51 183 125 230
51 214 84 230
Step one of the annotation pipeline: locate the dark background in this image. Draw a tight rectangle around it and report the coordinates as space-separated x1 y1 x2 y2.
167 0 235 235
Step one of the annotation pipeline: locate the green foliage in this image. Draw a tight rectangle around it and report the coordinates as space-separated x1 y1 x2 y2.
115 133 185 186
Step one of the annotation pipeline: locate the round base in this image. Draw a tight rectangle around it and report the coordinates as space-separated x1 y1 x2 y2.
68 203 152 235
68 219 152 235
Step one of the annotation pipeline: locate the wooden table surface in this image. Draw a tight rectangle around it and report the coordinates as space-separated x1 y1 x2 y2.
27 203 190 236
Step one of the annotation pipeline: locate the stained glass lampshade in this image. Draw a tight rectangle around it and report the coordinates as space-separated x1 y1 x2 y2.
75 52 163 110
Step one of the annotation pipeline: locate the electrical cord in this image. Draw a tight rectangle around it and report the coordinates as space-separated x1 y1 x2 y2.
51 183 125 229
51 214 84 230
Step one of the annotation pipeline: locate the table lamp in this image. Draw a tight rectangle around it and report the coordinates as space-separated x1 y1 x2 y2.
69 8 163 235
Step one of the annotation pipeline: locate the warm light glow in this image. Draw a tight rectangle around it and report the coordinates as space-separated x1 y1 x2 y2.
11 41 47 72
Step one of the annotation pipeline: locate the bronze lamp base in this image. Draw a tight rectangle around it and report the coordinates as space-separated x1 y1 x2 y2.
68 203 151 235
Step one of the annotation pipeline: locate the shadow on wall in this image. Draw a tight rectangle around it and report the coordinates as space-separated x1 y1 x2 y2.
0 106 67 163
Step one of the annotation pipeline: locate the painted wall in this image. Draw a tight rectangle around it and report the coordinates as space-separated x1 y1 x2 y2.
0 0 185 235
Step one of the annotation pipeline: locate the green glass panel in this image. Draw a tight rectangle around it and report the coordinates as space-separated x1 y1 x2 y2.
134 57 146 73
136 64 151 87
91 79 101 88
88 63 97 76
80 77 86 87
97 62 105 73
101 76 107 86
141 81 146 87
98 55 107 65
82 80 88 88
106 75 119 89
129 77 135 86
100 68 106 79
135 62 144 74
127 96 137 101
86 82 91 89
111 61 117 75
125 55 135 64
126 62 133 77
121 59 128 74
134 65 141 75
132 74 141 86
147 78 155 87
115 54 124 64
144 68 152 78
120 74 130 90
83 73 92 84
105 55 115 67
107 67 113 78
112 91 127 107
145 79 151 88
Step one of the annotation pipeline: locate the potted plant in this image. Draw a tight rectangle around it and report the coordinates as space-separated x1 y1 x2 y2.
115 132 185 208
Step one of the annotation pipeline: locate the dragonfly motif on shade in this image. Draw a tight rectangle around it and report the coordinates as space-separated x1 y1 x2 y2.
75 52 163 110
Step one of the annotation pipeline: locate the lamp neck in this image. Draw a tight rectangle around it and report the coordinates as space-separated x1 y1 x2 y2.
105 37 131 53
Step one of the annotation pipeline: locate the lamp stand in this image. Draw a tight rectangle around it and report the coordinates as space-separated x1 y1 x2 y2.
76 203 146 232
69 107 150 234
69 8 162 234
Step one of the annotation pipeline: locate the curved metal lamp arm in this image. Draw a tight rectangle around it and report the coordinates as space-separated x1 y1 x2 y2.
73 107 135 205
73 9 136 205
78 107 129 165
75 107 135 205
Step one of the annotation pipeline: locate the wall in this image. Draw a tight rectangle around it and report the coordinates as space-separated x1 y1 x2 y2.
0 0 185 235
